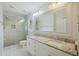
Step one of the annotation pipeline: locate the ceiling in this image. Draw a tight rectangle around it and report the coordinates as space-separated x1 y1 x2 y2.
2 2 49 16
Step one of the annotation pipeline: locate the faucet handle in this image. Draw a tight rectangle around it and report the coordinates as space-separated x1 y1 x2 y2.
75 40 79 55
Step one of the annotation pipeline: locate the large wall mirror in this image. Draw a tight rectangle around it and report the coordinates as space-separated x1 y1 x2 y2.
35 7 68 34
55 8 67 33
36 11 55 32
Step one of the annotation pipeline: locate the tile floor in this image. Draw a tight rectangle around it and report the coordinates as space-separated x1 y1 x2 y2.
3 44 31 56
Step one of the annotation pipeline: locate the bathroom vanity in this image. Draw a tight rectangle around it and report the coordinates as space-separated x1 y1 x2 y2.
27 35 78 56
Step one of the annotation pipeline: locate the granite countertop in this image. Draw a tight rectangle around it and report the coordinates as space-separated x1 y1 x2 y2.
27 35 77 56
28 35 52 43
46 40 77 55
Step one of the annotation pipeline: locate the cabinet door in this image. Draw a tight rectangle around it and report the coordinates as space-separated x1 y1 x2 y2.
38 43 56 56
27 37 32 52
47 46 71 56
38 42 49 56
30 39 36 56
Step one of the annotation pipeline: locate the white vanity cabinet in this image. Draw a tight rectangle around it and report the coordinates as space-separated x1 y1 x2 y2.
27 37 39 56
27 36 71 56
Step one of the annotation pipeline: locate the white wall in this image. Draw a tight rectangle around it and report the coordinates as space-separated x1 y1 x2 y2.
0 3 3 55
4 14 26 46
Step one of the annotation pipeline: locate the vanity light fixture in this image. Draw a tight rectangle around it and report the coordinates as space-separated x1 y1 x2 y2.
48 2 67 10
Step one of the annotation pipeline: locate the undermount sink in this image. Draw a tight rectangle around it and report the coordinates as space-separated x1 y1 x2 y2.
36 37 52 44
30 35 52 43
47 40 63 47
